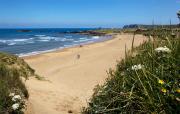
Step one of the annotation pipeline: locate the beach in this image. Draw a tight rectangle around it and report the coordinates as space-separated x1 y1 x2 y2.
24 34 146 114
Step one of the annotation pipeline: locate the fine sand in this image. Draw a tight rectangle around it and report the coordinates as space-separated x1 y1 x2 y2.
24 34 146 114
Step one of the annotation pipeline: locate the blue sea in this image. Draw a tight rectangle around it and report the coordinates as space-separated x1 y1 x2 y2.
0 28 112 57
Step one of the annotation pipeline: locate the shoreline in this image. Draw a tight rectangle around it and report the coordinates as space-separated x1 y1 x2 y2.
22 34 116 59
24 34 146 114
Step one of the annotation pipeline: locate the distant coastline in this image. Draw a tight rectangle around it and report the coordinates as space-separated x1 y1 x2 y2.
123 24 179 29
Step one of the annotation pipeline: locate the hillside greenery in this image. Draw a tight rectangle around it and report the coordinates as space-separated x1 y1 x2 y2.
0 53 35 114
83 29 180 114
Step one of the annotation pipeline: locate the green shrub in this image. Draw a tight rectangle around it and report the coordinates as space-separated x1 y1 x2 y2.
0 53 35 114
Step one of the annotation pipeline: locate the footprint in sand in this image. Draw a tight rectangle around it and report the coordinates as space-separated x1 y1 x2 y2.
76 54 80 59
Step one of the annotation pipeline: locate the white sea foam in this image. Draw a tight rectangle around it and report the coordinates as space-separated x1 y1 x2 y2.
92 36 100 39
79 37 87 40
17 48 63 57
64 44 72 47
17 42 83 57
55 38 66 41
38 39 50 42
73 41 81 43
36 36 74 42
0 36 75 46
35 35 46 37
0 38 34 45
0 40 7 43
65 35 72 38
35 36 57 42
86 41 94 43
8 43 16 46
39 36 56 40
54 38 74 42
13 35 112 57
13 39 29 42
79 39 90 42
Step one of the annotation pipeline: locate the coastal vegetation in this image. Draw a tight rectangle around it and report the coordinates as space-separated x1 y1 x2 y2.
0 53 35 114
123 24 179 29
83 27 180 113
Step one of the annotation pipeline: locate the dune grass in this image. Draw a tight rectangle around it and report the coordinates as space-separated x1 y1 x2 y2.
83 30 180 114
0 53 35 114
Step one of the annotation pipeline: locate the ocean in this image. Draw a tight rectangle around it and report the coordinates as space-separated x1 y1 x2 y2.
0 28 112 57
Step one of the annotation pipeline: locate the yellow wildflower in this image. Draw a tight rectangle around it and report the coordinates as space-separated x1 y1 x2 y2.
158 80 165 85
161 88 167 93
176 88 180 93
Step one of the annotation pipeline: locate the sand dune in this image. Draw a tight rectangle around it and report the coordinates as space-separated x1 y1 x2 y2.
24 34 146 114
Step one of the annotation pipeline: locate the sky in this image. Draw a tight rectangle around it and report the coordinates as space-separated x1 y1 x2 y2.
0 0 180 28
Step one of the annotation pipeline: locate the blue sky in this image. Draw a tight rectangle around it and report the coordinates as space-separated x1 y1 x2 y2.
0 0 180 28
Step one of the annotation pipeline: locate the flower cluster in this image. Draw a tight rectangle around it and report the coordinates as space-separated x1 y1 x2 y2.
157 79 180 102
158 80 167 93
12 95 21 102
12 103 20 110
131 64 143 71
9 92 24 111
155 46 171 53
9 93 15 97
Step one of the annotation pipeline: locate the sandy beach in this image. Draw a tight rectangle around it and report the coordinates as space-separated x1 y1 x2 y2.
24 34 146 114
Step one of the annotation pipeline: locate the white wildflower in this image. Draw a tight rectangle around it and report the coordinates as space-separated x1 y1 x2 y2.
9 93 15 97
155 46 171 53
103 85 107 89
12 95 21 102
132 64 143 71
12 103 19 110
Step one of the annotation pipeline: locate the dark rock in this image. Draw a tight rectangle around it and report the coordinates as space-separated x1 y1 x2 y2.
68 110 73 113
17 30 32 32
59 30 106 36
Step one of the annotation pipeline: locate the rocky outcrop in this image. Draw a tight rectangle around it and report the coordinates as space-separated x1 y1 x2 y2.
60 30 106 36
17 30 32 32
